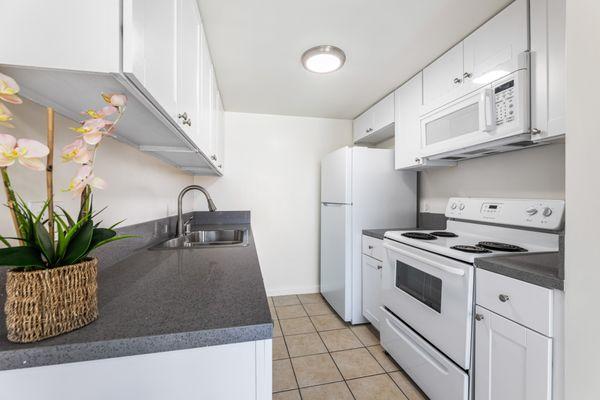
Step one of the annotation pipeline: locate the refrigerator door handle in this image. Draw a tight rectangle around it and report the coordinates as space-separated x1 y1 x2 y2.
322 202 352 206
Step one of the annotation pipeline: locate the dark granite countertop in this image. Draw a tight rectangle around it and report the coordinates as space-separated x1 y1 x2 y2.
362 228 408 240
475 252 564 290
0 218 272 371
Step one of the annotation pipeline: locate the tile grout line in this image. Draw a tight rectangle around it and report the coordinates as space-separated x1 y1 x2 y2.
273 294 421 399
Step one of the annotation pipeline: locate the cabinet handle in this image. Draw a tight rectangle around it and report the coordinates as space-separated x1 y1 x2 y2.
498 294 510 303
368 245 373 249
531 128 542 135
377 265 383 270
178 112 188 120
453 77 462 84
211 155 217 161
218 164 222 169
475 313 484 321
463 72 472 79
183 118 192 127
414 157 421 163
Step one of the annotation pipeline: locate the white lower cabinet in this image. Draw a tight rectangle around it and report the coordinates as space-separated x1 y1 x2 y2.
0 340 272 400
475 306 552 400
361 254 382 329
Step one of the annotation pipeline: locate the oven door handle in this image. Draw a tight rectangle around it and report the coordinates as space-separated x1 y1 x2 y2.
383 243 466 277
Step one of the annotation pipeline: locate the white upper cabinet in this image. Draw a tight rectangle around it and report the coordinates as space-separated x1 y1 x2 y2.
0 0 224 176
123 0 178 120
177 0 201 145
530 0 566 141
353 93 395 144
422 43 464 112
422 0 528 115
475 306 552 400
462 0 528 94
394 73 456 170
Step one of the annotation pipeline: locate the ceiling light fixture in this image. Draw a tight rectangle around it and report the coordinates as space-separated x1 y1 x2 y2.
301 45 346 74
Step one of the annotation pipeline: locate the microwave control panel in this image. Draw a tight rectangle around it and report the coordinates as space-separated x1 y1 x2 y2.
494 80 515 126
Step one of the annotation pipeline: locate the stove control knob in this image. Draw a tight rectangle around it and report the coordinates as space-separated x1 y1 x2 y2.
526 207 538 216
459 203 465 211
542 207 553 217
451 203 457 210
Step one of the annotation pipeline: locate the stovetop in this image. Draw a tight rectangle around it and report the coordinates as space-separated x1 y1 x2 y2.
385 220 559 264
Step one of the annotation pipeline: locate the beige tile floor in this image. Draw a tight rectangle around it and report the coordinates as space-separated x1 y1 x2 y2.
269 294 429 400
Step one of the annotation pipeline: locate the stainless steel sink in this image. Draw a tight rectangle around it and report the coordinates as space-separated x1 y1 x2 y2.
150 228 249 250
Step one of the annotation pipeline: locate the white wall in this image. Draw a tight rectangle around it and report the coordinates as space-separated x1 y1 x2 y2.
194 112 352 296
564 1 600 398
419 143 565 213
0 99 194 239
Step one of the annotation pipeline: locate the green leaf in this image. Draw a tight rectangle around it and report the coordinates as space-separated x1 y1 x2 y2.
0 236 11 247
57 206 76 227
91 235 140 251
62 220 94 265
108 219 126 230
89 228 116 250
0 246 44 268
34 221 55 264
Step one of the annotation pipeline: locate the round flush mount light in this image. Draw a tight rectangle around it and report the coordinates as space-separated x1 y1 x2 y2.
301 45 346 74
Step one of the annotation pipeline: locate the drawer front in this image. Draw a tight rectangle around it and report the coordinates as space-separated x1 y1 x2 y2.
362 235 384 261
380 308 469 400
476 269 553 336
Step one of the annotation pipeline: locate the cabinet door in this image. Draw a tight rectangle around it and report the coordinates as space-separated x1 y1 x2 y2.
371 93 395 132
475 306 552 400
395 74 423 169
422 42 464 112
209 83 224 169
216 92 225 171
463 0 528 93
361 254 382 330
177 0 201 144
198 33 213 155
530 0 566 141
353 110 372 142
123 0 178 119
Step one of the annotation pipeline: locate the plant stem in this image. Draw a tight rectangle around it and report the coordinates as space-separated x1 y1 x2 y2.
46 107 55 240
1 167 23 244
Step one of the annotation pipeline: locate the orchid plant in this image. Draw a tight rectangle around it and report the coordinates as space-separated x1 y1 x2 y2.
0 73 134 270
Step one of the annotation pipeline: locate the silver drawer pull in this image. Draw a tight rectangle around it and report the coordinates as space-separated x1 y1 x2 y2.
498 294 510 303
475 313 484 321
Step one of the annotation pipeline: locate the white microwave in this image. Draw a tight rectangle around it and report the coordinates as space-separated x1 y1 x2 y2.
419 68 532 160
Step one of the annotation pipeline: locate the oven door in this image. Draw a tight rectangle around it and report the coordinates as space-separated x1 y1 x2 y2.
382 239 474 369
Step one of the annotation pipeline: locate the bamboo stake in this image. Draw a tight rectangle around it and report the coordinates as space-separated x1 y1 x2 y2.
46 107 55 240
1 167 21 242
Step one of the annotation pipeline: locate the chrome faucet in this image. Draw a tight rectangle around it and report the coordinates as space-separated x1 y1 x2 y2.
176 185 217 237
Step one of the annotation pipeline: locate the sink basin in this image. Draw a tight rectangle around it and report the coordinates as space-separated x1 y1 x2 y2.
150 228 249 250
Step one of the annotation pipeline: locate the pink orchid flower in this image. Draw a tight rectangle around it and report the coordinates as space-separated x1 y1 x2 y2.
0 103 14 128
66 165 106 196
70 118 113 145
61 139 91 164
0 133 49 171
82 105 117 119
102 93 127 108
0 73 23 105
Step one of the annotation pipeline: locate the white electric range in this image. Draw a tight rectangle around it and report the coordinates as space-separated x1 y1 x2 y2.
380 197 565 400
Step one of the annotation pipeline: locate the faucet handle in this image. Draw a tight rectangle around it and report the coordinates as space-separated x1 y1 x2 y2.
183 216 194 234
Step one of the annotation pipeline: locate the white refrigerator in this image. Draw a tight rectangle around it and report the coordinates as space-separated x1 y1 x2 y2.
320 146 417 324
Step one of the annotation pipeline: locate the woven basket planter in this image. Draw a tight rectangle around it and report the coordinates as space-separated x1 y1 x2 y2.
4 258 98 343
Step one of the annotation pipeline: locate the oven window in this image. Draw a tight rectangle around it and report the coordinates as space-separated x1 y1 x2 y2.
395 260 442 313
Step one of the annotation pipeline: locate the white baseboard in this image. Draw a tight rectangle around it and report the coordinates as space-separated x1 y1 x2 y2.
266 285 320 297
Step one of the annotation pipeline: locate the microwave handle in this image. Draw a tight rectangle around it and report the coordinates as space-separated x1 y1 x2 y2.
383 243 465 276
479 88 495 132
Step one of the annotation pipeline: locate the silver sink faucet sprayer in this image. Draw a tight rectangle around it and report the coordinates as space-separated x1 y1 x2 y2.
176 185 217 237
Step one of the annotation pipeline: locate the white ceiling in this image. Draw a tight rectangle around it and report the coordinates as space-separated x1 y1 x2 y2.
196 0 512 119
